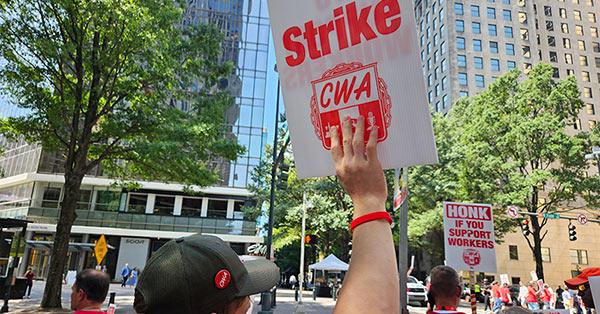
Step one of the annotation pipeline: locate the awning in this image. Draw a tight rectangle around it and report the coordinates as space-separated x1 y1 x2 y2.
26 240 115 252
309 254 349 272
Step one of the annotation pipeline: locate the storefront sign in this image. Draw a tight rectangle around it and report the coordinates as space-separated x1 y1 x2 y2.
268 0 438 178
115 237 150 278
443 202 497 273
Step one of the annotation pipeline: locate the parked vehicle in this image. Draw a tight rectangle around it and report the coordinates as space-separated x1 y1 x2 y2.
407 276 428 307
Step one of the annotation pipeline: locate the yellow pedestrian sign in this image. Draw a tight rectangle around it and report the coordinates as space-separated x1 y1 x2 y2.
94 234 108 265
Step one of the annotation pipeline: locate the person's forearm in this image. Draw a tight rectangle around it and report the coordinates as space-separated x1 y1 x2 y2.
334 219 399 314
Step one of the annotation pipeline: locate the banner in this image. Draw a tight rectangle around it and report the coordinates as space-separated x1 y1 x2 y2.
268 0 438 178
443 202 497 273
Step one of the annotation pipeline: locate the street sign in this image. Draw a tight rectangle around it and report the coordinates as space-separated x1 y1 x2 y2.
577 214 588 225
94 234 108 265
267 0 438 178
543 213 560 219
443 202 497 273
506 206 520 219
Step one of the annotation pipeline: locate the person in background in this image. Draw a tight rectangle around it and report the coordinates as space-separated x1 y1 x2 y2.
556 286 565 309
120 263 130 288
289 274 297 290
519 282 529 308
562 288 573 311
526 282 540 311
126 267 138 287
475 282 482 303
70 269 110 314
484 279 493 312
24 267 35 299
500 283 513 308
426 265 465 314
492 281 502 314
542 284 553 309
101 265 107 273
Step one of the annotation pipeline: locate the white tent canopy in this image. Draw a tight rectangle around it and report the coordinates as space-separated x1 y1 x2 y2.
308 254 349 272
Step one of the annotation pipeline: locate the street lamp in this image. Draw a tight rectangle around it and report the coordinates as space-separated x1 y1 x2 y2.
585 146 600 177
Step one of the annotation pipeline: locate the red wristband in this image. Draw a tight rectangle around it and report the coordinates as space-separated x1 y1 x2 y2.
350 211 393 233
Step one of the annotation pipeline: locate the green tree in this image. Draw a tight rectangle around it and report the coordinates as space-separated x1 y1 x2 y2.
449 64 600 280
0 0 242 308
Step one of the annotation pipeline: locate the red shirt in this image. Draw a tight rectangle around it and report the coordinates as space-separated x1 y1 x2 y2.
500 287 511 302
25 271 34 283
542 288 552 302
526 286 538 303
492 285 501 298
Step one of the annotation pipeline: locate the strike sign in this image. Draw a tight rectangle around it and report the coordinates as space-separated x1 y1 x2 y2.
268 0 438 178
443 202 497 273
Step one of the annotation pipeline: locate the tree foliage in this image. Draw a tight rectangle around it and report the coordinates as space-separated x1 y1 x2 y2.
408 63 600 279
0 0 242 307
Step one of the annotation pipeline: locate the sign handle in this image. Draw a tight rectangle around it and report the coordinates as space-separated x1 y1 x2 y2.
470 267 477 314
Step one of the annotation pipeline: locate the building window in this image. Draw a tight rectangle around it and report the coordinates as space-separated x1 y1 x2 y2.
582 71 591 82
586 103 595 115
471 5 480 17
475 75 485 87
457 37 466 49
95 190 120 212
590 120 597 129
544 6 552 17
509 245 519 260
181 197 203 217
564 38 572 49
459 73 468 86
546 21 554 31
472 22 481 34
455 2 464 15
580 55 588 66
459 91 469 97
504 26 513 38
128 193 148 214
207 199 228 218
456 20 465 32
489 24 497 36
490 41 499 53
503 9 512 21
583 87 593 98
548 36 556 46
506 43 515 55
474 39 482 51
565 53 573 64
541 247 551 262
491 59 500 71
562 23 570 33
570 249 589 265
507 61 516 70
41 186 61 209
154 195 175 216
474 57 484 69
550 51 558 62
487 7 496 19
458 55 467 67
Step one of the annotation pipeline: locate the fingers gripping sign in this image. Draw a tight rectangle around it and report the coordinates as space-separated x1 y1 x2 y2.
330 116 387 219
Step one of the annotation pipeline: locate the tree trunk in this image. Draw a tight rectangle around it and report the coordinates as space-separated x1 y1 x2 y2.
40 172 83 308
531 216 545 281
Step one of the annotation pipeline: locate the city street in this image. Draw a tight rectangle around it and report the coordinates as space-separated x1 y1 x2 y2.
9 283 484 313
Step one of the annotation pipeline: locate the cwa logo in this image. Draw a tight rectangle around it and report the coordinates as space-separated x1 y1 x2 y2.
310 62 392 150
462 249 481 267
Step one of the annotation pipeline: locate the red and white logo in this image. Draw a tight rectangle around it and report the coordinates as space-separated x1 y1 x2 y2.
463 249 481 267
214 269 231 289
310 62 392 150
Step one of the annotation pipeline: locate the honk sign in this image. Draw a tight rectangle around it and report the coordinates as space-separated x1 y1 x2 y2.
268 0 438 178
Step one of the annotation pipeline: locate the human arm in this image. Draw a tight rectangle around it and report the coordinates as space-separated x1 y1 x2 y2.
331 116 400 314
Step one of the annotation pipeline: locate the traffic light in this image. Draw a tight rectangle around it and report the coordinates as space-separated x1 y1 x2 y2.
277 163 290 189
569 223 577 241
304 234 318 245
521 219 530 236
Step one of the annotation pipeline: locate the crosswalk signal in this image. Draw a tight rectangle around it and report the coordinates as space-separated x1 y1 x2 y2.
521 219 530 236
277 163 290 189
568 223 577 241
304 234 318 245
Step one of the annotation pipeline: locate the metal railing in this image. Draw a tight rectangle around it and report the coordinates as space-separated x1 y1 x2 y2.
17 207 258 236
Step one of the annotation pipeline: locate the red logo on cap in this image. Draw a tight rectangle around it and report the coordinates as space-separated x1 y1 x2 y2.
215 269 231 289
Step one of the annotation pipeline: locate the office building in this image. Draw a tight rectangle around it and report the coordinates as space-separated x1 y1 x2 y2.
414 0 599 284
0 0 271 279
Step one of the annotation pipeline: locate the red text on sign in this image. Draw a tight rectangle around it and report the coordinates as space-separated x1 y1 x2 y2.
283 0 402 67
446 204 492 221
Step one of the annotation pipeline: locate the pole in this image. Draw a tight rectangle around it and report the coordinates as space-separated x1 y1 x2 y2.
260 67 281 314
298 192 307 304
470 267 477 314
396 168 409 314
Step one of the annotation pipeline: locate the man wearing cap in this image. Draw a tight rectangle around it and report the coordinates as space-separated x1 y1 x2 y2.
565 267 599 312
133 234 280 313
